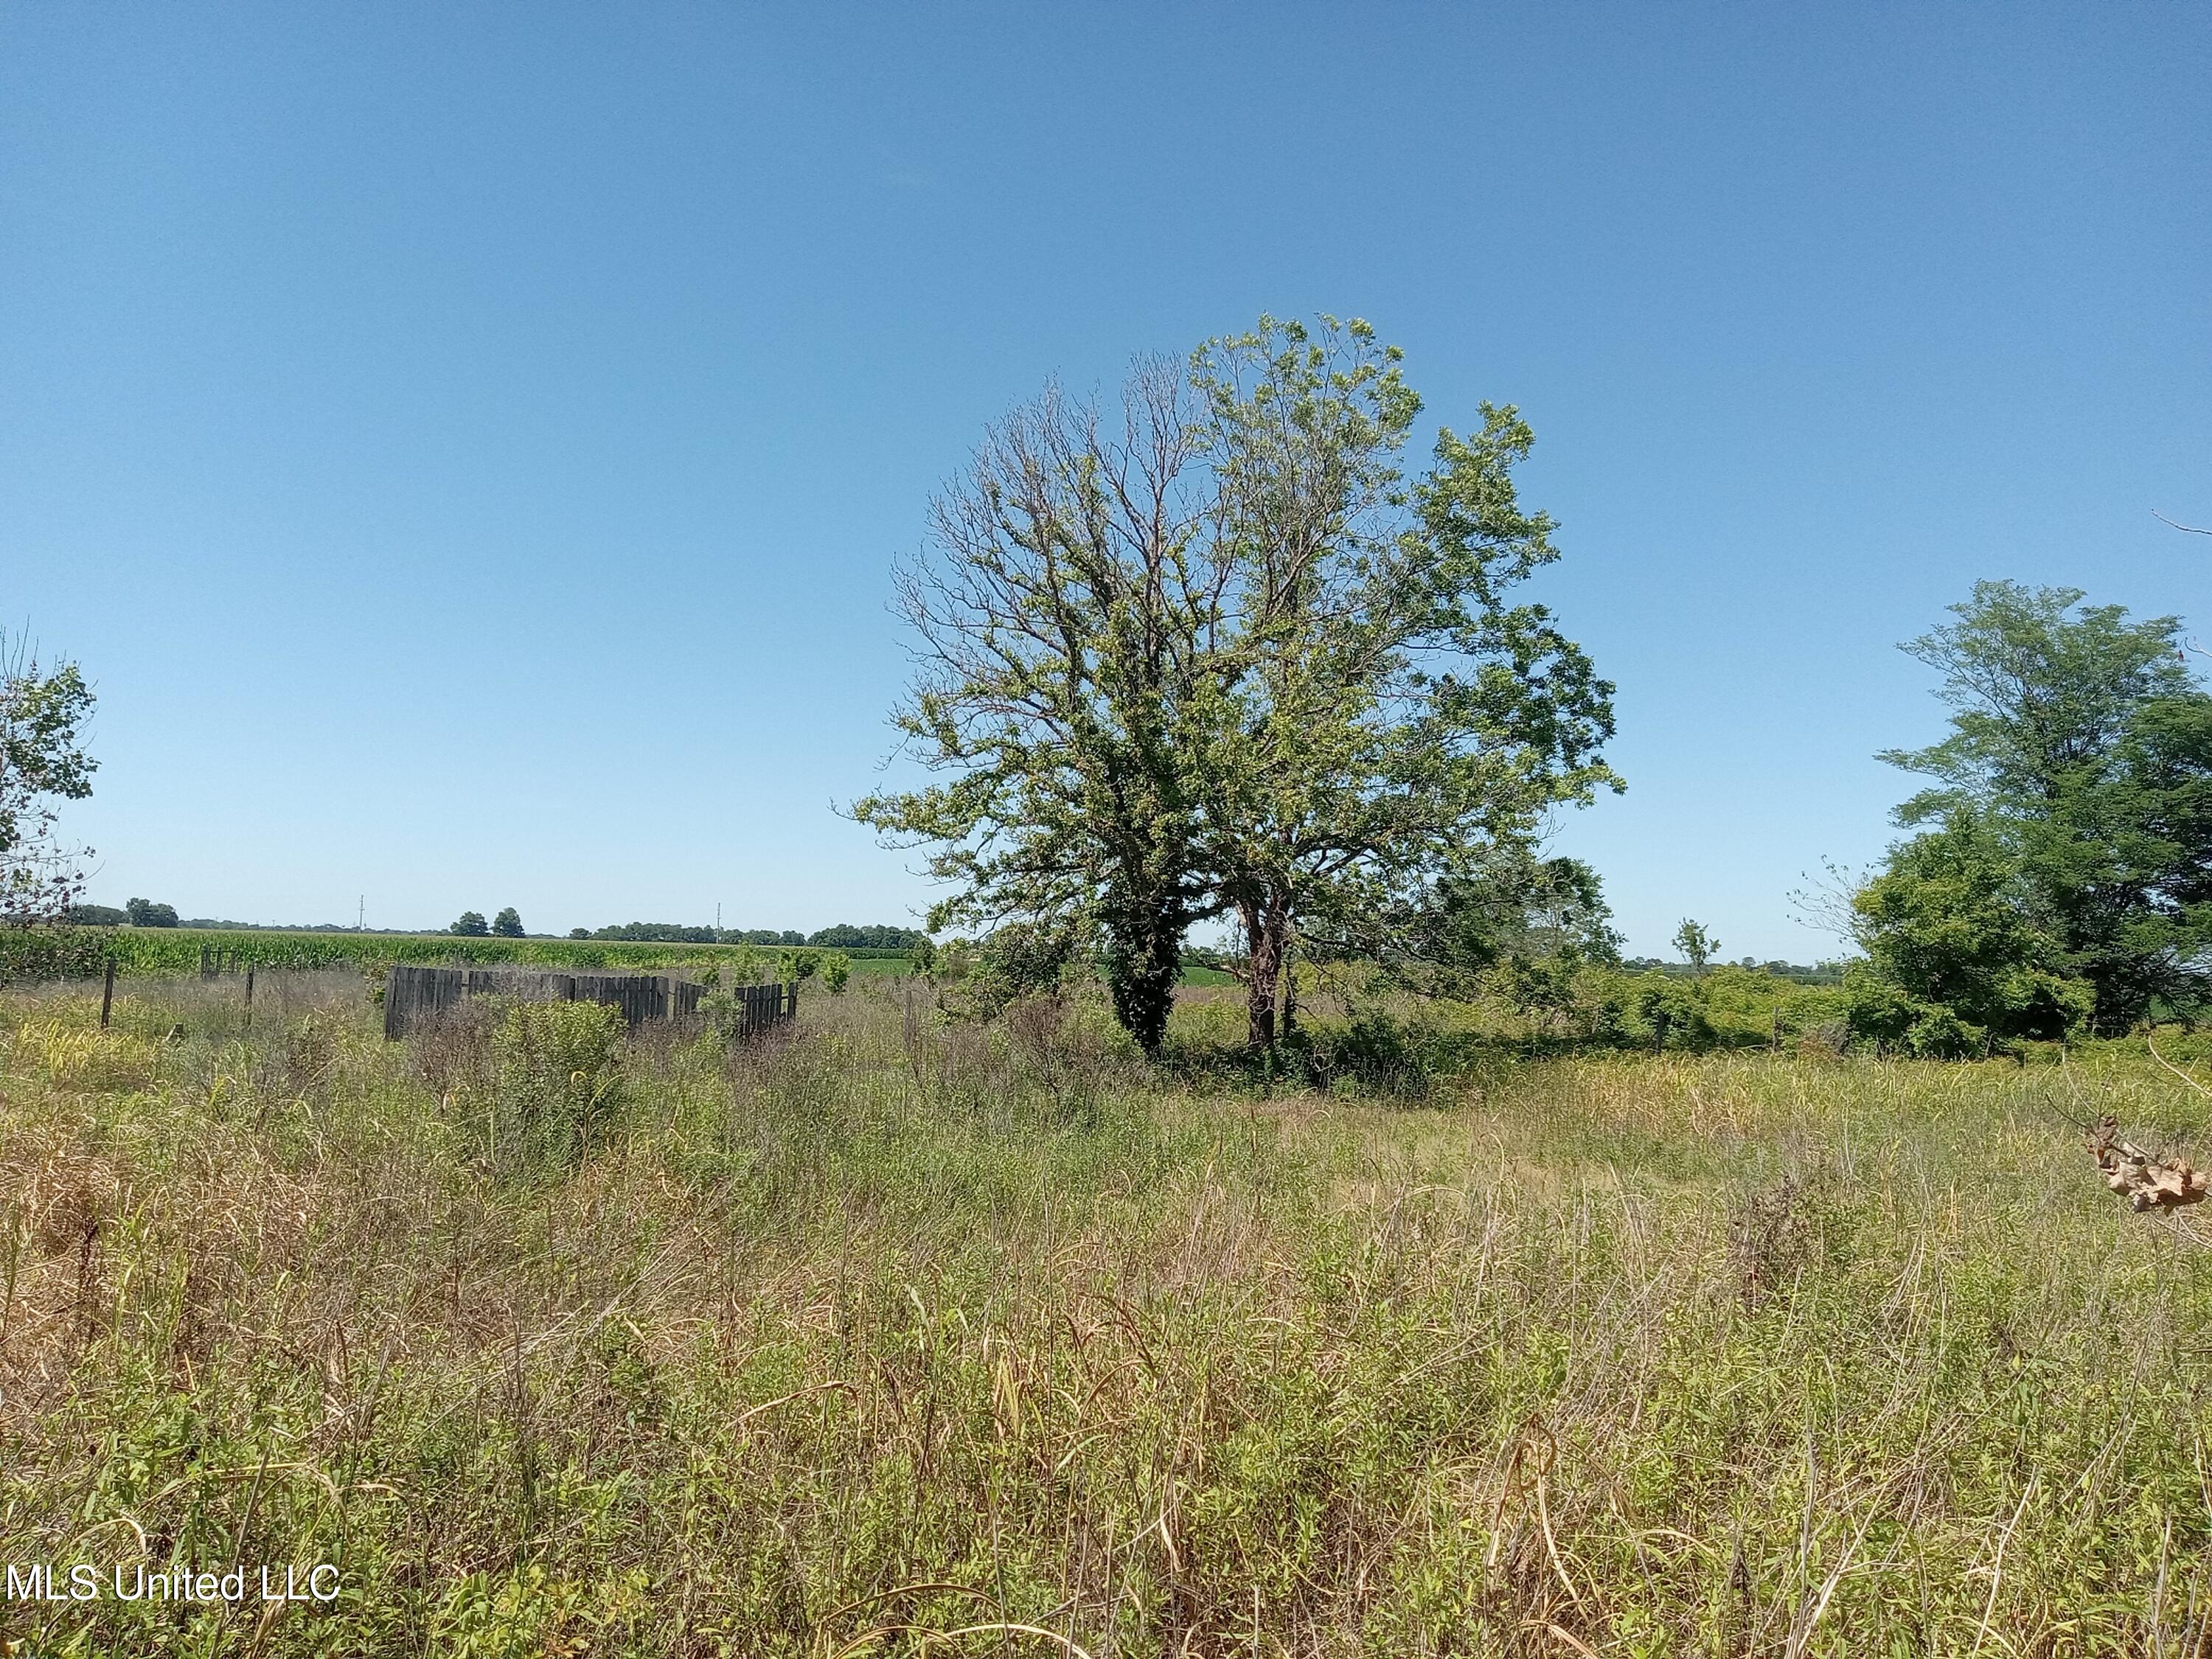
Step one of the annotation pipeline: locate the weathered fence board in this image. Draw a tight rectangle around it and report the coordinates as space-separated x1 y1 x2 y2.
729 981 797 1038
382 964 753 1039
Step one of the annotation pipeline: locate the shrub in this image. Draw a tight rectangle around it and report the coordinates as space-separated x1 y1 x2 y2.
411 995 502 1102
488 999 626 1166
1994 968 2093 1043
1906 1005 1983 1060
1839 964 1921 1052
1304 1010 1433 1096
1727 1164 1858 1306
1630 973 1713 1051
1840 962 2004 1058
978 922 1077 1005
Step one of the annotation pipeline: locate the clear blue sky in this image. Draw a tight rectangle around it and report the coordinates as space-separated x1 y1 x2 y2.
4 4 2206 956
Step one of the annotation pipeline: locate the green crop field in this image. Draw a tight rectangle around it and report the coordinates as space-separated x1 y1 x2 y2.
0 926 1241 989
4 968 2208 1654
0 926 911 983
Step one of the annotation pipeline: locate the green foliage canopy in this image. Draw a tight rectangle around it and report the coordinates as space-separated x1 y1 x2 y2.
858 316 1617 1054
1395 849 1621 1012
0 635 96 924
1672 919 1717 973
1850 810 2088 1042
808 923 927 950
1183 318 1619 1048
1870 581 2212 1033
854 358 1219 1054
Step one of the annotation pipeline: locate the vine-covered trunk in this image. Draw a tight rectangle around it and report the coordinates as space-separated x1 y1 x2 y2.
1107 936 1179 1056
1102 894 1185 1057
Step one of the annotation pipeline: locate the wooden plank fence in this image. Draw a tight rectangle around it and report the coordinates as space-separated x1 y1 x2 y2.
724 981 793 1039
381 964 787 1040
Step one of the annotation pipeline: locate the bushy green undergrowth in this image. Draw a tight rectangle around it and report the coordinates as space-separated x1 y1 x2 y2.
3 975 2211 1653
1182 959 2158 1069
1165 964 1852 1080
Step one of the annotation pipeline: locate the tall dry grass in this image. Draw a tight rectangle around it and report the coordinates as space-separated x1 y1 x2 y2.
1 973 2209 1655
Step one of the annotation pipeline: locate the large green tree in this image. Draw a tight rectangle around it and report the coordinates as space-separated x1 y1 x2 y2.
0 633 97 925
1184 318 1619 1046
1873 580 2212 1032
859 319 1618 1055
853 363 1217 1054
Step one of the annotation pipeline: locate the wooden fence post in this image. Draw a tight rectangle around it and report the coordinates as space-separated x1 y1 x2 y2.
244 966 254 1027
100 960 115 1029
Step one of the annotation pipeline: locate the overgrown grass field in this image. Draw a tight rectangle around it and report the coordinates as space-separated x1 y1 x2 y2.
3 974 2210 1655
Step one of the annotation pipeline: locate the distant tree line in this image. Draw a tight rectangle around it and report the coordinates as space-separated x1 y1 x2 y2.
807 923 930 950
54 905 930 950
68 910 417 933
1623 956 1845 986
449 908 526 937
565 920 929 948
573 922 728 943
60 899 179 927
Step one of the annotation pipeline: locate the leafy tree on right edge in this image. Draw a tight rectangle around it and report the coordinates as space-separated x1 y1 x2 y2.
1854 580 2212 1045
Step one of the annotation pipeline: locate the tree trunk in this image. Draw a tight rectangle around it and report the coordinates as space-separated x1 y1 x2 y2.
1279 933 1298 1041
1240 897 1279 1051
1105 906 1182 1057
